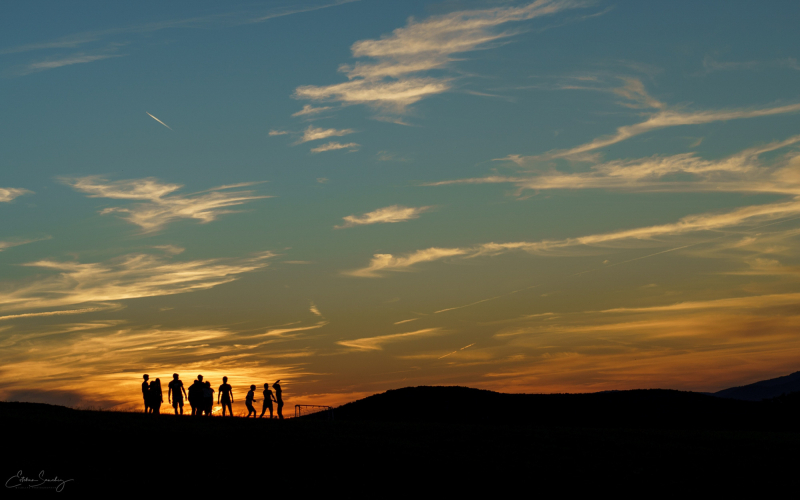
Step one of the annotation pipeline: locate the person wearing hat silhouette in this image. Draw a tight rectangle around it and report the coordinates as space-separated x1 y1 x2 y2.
260 383 276 419
245 385 258 418
168 373 187 415
218 376 234 417
273 380 284 420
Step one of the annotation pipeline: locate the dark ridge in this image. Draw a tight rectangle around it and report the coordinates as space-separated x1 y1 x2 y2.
714 370 800 401
4 386 800 493
315 385 797 429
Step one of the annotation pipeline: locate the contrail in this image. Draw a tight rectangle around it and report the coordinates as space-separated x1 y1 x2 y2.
146 111 172 130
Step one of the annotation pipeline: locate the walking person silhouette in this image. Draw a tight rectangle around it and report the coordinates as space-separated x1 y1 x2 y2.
168 373 187 415
245 385 258 418
142 374 150 413
150 378 163 414
218 376 234 417
259 383 276 419
273 381 284 420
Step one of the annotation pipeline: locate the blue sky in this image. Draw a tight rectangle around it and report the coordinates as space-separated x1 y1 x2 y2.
2 0 800 411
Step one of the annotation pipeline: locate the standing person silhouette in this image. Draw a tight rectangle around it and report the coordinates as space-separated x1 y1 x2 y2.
189 376 205 416
188 379 198 416
168 373 187 415
141 374 150 413
273 381 284 420
203 381 214 416
259 383 276 419
245 385 258 418
150 378 163 414
218 376 234 417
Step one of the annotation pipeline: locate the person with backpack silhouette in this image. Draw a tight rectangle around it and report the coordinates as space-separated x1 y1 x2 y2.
245 385 258 417
273 381 284 420
218 376 234 417
142 374 150 413
168 373 187 415
260 383 276 419
149 378 163 414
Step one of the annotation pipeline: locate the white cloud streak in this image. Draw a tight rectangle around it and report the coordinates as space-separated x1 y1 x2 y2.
0 236 51 253
498 78 800 164
348 199 800 276
297 125 355 144
335 205 432 228
294 0 585 113
146 112 172 130
0 251 275 313
310 142 360 153
0 188 32 203
338 328 442 350
64 176 269 232
292 105 333 117
430 135 800 195
0 303 123 322
18 53 121 75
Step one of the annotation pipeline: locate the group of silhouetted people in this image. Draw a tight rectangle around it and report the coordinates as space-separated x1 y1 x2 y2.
141 373 284 419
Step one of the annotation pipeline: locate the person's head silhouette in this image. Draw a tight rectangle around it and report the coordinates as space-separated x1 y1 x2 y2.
223 376 228 383
154 378 160 386
143 374 149 381
205 381 211 388
198 374 203 382
250 384 256 391
273 380 280 389
263 383 269 389
173 373 179 380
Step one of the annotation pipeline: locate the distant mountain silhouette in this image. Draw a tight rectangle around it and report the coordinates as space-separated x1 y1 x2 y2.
311 385 795 429
714 371 800 401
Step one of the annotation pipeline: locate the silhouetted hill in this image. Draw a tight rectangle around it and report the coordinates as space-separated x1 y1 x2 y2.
3 387 800 494
714 371 800 401
324 385 787 429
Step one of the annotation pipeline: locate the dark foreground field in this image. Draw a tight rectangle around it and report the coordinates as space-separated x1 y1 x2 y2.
4 386 800 494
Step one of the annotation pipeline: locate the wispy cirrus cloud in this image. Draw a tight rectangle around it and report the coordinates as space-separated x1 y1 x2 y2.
310 142 360 153
0 187 32 203
63 176 269 232
296 125 355 144
338 328 442 350
3 1 359 76
292 104 333 117
498 78 800 164
335 205 432 228
702 56 800 74
0 251 275 313
0 236 51 253
294 0 587 114
17 52 122 76
430 135 800 195
347 199 800 277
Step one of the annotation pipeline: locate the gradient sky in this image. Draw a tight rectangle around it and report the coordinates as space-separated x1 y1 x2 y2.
2 0 800 413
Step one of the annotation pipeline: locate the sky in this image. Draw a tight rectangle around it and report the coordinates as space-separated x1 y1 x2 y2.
2 0 800 413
